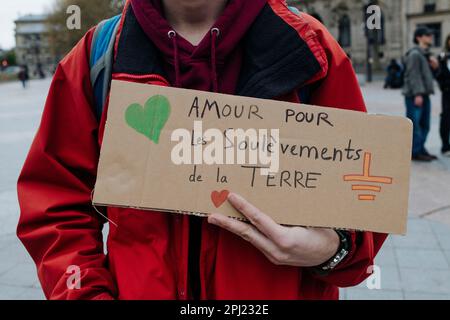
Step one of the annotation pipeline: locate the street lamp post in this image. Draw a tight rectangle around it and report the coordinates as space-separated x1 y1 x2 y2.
28 34 41 77
364 1 376 83
366 31 373 83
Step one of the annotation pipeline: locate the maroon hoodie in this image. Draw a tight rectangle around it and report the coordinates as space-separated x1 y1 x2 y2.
130 0 267 94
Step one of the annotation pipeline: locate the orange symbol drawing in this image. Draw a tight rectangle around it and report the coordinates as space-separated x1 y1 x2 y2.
343 152 393 201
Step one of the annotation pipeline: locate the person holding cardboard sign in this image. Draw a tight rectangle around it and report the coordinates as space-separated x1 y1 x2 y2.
17 0 387 300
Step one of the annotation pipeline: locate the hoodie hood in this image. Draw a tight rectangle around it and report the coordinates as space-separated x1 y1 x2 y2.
114 0 326 101
129 0 267 93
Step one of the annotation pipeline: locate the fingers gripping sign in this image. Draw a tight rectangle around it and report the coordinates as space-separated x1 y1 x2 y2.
208 193 341 268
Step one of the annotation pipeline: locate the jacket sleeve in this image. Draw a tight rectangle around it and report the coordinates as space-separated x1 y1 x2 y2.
16 29 117 300
305 15 388 287
405 52 428 97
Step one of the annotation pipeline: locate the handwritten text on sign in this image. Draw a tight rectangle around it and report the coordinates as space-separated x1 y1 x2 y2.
93 81 412 235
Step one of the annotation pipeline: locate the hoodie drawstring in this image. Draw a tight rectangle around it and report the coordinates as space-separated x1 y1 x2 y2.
168 28 220 92
210 28 220 93
168 30 181 88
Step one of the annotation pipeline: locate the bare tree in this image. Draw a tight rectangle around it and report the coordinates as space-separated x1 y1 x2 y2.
46 0 124 59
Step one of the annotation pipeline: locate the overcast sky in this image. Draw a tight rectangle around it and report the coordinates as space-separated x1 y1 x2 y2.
0 0 53 50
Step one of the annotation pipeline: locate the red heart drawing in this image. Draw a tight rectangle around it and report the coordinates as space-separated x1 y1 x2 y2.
211 190 230 208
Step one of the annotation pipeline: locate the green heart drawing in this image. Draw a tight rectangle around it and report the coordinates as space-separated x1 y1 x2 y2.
125 95 171 144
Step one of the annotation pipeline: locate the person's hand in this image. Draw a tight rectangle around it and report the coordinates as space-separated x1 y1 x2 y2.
208 193 341 267
415 95 424 107
429 56 439 70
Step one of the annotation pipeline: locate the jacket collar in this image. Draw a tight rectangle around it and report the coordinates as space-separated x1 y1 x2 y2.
113 3 323 99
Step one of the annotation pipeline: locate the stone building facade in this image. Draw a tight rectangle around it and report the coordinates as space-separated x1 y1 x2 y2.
287 0 450 72
15 14 55 78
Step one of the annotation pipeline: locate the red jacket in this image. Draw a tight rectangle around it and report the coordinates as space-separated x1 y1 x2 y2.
17 0 387 300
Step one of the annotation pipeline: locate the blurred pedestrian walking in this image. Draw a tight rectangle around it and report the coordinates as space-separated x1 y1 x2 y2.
36 63 45 79
18 65 29 89
402 27 440 162
384 59 403 89
436 34 450 157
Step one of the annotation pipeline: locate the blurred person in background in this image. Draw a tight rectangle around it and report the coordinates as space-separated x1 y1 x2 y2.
402 27 439 162
384 59 403 89
436 34 450 157
36 63 46 79
18 65 29 89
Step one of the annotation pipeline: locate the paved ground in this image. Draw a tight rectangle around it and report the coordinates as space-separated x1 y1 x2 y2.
0 79 48 300
0 78 449 300
341 81 450 300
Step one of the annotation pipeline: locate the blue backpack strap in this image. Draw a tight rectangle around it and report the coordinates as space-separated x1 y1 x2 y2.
288 6 301 15
90 14 122 121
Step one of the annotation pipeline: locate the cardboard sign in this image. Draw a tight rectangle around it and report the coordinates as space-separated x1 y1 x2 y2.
93 80 413 235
